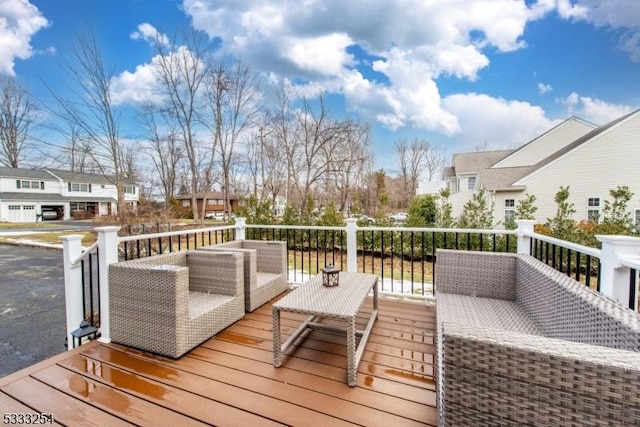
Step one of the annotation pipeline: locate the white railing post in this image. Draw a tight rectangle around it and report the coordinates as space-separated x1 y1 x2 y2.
516 220 535 255
345 218 357 272
235 217 246 241
61 235 84 350
596 235 640 306
95 226 121 343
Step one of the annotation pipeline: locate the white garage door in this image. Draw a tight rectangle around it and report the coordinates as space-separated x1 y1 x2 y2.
7 205 37 222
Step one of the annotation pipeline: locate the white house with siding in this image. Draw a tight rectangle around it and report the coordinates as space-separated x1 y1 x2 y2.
444 111 640 228
0 167 139 222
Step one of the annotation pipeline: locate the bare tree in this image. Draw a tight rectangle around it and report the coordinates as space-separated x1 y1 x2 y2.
46 31 129 221
424 142 445 181
395 138 431 207
141 103 185 206
203 61 257 220
65 125 92 172
0 77 37 168
153 30 210 220
324 122 372 212
291 94 356 212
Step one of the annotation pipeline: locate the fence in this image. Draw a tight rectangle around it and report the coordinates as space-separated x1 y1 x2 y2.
62 219 640 348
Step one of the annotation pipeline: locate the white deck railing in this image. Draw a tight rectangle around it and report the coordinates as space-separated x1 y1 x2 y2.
62 219 640 348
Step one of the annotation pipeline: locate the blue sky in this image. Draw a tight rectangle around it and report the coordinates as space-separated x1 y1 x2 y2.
4 0 640 171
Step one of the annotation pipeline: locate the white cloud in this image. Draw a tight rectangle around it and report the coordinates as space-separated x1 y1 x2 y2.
442 93 556 151
284 33 355 76
559 92 635 125
110 60 160 105
0 0 49 75
181 0 548 134
130 23 169 47
538 82 553 95
557 1 640 62
111 47 205 105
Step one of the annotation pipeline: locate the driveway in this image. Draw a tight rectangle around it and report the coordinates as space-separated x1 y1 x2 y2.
0 245 66 378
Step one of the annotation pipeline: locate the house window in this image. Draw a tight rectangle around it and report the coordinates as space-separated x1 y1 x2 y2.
504 210 515 221
207 199 215 205
23 205 34 210
217 199 224 205
16 180 44 189
69 182 91 192
635 210 640 231
587 197 600 222
182 200 190 207
238 199 246 206
124 186 135 194
467 176 476 190
8 205 20 210
505 199 515 208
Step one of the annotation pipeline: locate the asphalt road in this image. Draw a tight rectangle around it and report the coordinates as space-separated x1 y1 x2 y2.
0 244 66 378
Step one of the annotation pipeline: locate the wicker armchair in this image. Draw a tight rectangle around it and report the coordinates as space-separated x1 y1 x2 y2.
108 250 244 358
201 240 288 312
435 249 640 426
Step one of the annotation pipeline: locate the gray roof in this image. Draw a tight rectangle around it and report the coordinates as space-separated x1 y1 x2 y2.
0 167 54 180
0 167 136 186
531 109 637 170
479 109 640 190
46 168 135 185
176 191 241 200
0 192 116 202
451 150 514 174
477 167 535 191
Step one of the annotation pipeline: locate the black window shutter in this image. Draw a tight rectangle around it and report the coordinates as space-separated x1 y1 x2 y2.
68 182 71 191
40 181 44 190
16 180 20 189
89 183 92 193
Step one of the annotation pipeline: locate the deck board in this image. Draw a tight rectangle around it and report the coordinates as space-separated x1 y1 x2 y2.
0 295 437 426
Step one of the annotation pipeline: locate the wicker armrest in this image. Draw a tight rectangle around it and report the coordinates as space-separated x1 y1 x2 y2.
439 322 640 425
187 250 244 297
242 241 287 275
435 249 516 300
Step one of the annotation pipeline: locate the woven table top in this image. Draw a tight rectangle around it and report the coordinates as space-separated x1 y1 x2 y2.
274 272 378 318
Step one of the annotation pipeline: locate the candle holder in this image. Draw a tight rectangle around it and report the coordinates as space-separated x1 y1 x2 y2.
321 265 340 287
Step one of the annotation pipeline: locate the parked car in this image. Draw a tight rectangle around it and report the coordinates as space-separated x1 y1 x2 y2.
41 210 59 220
350 214 374 224
205 211 233 220
389 212 408 222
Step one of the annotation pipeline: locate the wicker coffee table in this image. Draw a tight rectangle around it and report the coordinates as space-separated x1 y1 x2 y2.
272 272 378 387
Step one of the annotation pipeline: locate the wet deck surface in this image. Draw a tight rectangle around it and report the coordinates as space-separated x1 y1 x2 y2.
0 295 437 426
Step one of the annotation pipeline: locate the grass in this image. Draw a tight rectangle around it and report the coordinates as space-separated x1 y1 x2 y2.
288 249 435 282
0 230 96 247
0 222 66 229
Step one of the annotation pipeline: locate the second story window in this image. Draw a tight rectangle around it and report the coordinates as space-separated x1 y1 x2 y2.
124 186 135 194
505 199 515 208
68 182 91 192
17 180 44 190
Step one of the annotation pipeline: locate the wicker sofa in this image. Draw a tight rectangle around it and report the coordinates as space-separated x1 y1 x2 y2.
109 250 244 358
201 240 288 312
435 249 640 426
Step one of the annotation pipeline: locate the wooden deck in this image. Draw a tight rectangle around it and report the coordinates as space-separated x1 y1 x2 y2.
0 295 437 426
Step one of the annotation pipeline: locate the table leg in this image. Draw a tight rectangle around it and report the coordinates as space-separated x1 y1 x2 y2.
272 306 282 368
347 317 356 387
373 278 378 319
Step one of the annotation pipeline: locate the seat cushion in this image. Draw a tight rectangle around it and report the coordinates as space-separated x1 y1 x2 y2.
189 291 235 319
256 272 282 288
438 293 543 336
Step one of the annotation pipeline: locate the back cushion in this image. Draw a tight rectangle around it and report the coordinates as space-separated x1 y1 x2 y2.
436 250 516 300
516 255 640 351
